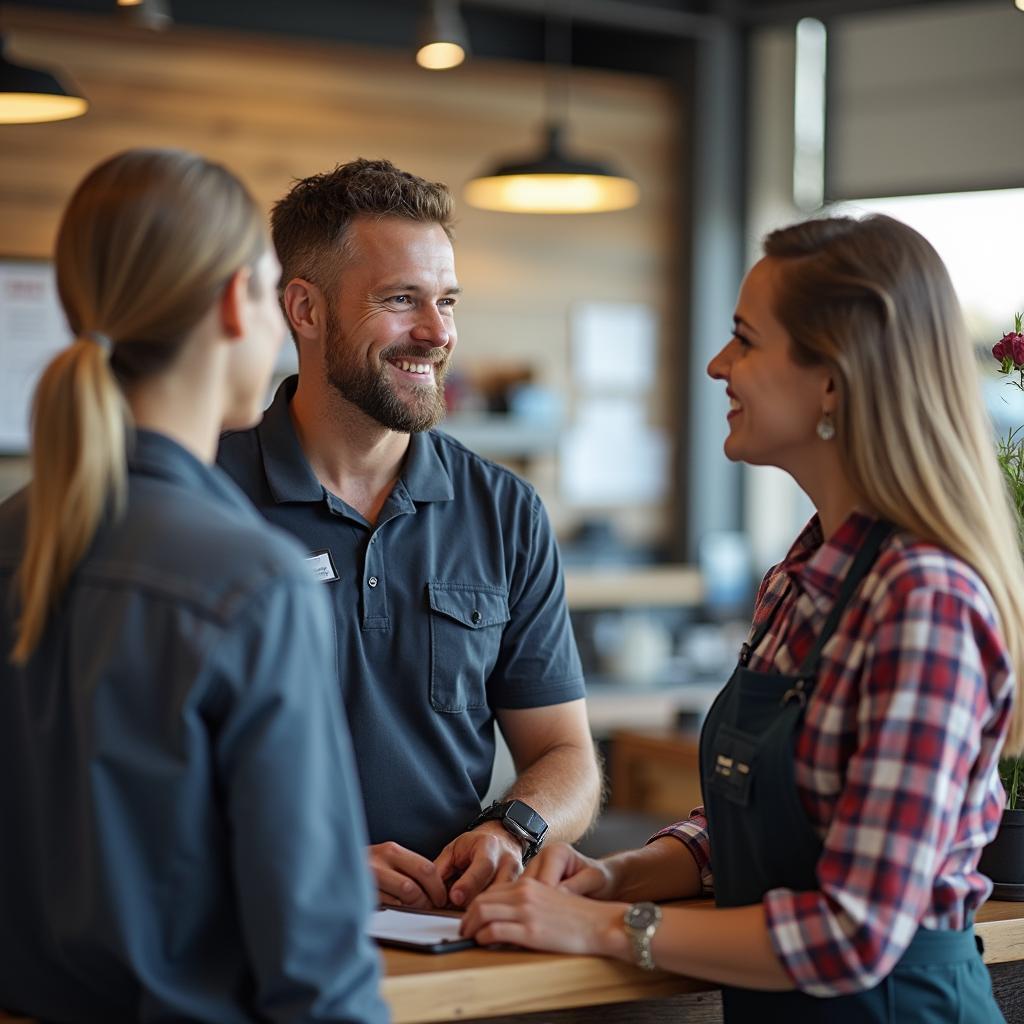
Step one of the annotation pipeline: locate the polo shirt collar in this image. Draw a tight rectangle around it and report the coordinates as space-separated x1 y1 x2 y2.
257 375 454 506
402 431 454 503
780 509 881 605
257 376 325 504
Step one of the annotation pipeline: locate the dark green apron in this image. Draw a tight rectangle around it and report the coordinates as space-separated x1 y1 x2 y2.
701 520 1002 1022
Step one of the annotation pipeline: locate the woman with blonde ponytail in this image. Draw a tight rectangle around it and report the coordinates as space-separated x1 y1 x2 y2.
0 149 386 1023
461 215 1017 1023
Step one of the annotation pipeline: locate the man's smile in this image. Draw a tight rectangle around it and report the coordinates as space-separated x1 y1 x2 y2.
387 357 435 379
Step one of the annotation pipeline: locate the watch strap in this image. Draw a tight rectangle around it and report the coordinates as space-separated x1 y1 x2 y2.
465 800 547 865
624 902 662 971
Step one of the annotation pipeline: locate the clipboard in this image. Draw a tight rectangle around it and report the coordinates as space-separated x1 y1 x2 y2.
369 907 476 954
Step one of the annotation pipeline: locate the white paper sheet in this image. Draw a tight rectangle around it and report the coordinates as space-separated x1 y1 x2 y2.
571 302 657 393
0 262 72 452
369 908 466 946
560 397 670 506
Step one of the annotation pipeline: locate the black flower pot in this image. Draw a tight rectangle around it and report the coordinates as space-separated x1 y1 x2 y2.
979 808 1024 900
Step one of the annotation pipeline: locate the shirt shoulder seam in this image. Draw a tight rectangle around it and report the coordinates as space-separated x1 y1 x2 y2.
429 429 538 496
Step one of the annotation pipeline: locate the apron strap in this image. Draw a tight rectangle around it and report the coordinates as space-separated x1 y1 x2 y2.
794 518 893 675
779 519 894 708
739 590 789 667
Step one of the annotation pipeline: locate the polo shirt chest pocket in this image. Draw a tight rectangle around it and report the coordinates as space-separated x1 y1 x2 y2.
427 582 510 713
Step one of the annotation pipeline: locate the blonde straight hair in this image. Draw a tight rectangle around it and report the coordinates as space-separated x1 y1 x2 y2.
11 148 265 664
764 215 1024 753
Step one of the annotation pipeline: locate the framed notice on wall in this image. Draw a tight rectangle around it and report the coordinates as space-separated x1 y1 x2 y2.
0 260 72 454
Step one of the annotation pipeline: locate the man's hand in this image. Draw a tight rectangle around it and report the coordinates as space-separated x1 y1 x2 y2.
369 841 448 910
433 821 525 907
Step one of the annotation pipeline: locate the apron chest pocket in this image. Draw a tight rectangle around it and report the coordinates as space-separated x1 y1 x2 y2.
427 582 510 713
708 724 758 807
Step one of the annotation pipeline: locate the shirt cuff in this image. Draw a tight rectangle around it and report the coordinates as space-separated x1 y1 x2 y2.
490 675 586 709
763 887 869 997
647 810 714 895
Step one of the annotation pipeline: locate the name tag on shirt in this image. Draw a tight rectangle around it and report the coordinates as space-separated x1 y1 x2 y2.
306 549 340 583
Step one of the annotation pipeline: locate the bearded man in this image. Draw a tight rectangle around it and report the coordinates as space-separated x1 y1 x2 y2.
217 159 600 912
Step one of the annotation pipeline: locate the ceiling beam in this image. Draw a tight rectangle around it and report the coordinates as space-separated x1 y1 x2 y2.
463 0 725 40
735 0 978 24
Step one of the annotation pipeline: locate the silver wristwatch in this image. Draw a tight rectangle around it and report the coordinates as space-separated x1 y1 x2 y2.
623 901 662 971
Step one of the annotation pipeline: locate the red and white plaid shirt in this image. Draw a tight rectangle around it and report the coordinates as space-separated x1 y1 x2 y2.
655 511 1014 996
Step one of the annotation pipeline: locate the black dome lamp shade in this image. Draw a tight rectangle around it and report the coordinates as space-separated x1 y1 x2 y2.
463 14 638 215
464 121 638 214
0 34 88 124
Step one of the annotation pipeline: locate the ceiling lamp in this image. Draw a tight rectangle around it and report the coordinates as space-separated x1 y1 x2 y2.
0 34 88 124
118 0 173 30
416 0 469 70
463 15 638 214
464 122 638 214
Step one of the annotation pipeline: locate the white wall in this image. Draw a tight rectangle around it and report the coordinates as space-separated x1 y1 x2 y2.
741 2 1024 574
829 1 1024 198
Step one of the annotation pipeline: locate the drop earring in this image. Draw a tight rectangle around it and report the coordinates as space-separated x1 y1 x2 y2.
816 412 836 441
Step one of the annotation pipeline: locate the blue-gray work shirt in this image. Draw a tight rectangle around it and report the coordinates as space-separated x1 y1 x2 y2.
217 377 586 858
0 430 386 1024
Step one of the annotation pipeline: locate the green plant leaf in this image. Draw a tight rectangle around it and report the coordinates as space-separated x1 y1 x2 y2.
999 755 1023 809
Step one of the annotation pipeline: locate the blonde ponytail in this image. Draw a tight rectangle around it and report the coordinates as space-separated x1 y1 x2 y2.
12 338 127 664
9 148 265 665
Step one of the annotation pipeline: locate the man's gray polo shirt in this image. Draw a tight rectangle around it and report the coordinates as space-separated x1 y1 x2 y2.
218 377 586 857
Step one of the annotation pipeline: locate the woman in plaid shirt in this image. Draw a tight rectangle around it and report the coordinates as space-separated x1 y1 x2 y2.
462 215 1023 1022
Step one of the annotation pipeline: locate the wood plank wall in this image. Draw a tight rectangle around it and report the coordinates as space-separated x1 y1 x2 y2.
0 7 683 547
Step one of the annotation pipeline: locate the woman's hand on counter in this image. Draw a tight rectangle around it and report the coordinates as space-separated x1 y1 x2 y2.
526 843 619 898
527 836 703 905
460 877 630 959
461 884 794 990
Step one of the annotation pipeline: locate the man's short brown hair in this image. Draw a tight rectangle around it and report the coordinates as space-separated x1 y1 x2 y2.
270 158 454 295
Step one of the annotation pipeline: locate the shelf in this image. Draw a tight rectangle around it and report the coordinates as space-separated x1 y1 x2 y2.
439 413 560 457
564 565 702 610
585 679 720 736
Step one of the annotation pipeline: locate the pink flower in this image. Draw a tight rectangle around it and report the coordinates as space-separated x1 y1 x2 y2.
1013 333 1024 368
994 332 1024 367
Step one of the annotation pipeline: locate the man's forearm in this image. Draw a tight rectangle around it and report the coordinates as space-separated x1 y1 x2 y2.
497 699 601 847
434 738 600 908
502 739 601 844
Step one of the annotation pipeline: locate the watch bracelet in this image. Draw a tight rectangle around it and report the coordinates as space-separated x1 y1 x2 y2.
464 801 543 866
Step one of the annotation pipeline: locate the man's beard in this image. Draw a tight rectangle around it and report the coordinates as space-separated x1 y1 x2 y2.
323 310 450 434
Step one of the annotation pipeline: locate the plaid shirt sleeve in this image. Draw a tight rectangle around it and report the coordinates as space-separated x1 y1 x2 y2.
647 810 715 895
763 583 1011 996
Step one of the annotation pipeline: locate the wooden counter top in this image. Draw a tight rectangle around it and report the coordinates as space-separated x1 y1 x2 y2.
1 900 1019 1024
380 898 1024 1024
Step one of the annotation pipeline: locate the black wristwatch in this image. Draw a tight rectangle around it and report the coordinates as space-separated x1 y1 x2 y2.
465 799 549 865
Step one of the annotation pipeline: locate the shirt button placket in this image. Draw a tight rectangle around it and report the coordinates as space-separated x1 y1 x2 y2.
365 532 385 620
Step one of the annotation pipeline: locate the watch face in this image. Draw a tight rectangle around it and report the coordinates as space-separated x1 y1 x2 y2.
505 799 547 840
625 903 660 930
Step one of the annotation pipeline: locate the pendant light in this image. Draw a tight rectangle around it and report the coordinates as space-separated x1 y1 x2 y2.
464 14 638 215
0 34 87 124
118 0 173 31
416 0 469 71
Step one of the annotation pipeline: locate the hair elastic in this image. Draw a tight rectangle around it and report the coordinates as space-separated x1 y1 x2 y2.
82 330 114 355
